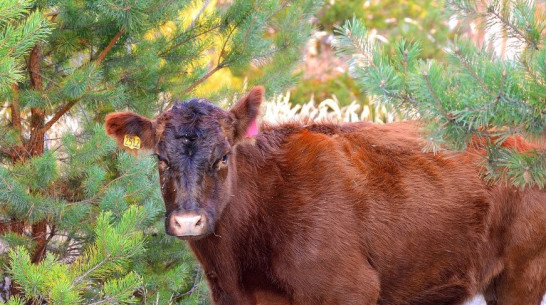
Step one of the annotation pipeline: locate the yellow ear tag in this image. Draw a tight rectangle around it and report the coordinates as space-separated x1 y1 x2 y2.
123 134 141 150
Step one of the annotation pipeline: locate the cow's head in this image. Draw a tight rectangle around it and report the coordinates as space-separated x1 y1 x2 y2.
105 87 263 239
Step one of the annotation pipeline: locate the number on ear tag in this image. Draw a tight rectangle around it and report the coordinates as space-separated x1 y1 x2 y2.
123 134 141 150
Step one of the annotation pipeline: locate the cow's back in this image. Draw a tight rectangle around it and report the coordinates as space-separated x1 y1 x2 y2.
259 121 502 304
341 122 499 304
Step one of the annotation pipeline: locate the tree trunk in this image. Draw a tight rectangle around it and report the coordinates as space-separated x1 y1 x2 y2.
27 44 48 264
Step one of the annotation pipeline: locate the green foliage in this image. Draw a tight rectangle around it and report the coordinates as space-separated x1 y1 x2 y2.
1 0 321 304
319 0 451 58
8 206 146 304
0 0 50 90
333 0 546 188
4 296 25 305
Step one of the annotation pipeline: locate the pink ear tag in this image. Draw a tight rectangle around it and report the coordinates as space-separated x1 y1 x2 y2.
244 119 259 138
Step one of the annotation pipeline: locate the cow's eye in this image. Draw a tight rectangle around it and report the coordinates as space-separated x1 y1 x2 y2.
213 154 229 171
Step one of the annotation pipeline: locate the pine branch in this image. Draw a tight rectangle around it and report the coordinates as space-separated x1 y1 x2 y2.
250 41 294 65
10 84 22 134
495 70 506 102
189 0 211 29
183 65 222 95
87 290 130 305
158 24 221 56
238 16 257 57
267 0 291 21
384 91 419 109
27 70 61 88
95 29 124 66
0 143 29 162
40 100 78 135
423 72 452 120
217 20 239 64
87 273 141 305
0 147 15 159
73 239 143 286
486 5 539 50
170 267 202 301
346 29 374 67
446 0 479 17
67 171 138 206
162 18 242 108
332 18 378 70
452 47 494 96
39 28 123 136
72 253 110 285
0 0 31 21
11 11 51 58
145 0 177 13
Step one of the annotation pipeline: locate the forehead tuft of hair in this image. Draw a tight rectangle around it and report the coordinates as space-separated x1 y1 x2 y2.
172 98 217 114
162 98 226 138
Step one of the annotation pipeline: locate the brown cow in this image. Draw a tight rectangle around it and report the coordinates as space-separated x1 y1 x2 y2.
105 87 546 305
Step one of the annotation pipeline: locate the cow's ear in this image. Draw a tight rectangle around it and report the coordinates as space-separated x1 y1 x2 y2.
105 112 156 154
229 86 264 143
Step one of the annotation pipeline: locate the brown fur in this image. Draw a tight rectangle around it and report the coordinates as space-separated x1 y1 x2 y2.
105 87 546 305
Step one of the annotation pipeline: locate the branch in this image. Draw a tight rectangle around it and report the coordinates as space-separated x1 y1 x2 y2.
487 7 539 51
215 16 243 65
423 72 452 121
146 0 177 14
164 65 223 110
159 24 221 56
189 0 210 29
0 143 30 162
87 284 136 305
238 16 257 56
10 84 22 133
72 254 110 285
67 172 137 206
452 48 494 96
95 29 124 66
495 70 506 102
183 64 223 94
40 100 78 134
351 31 376 68
171 266 203 300
0 147 16 159
73 243 143 286
45 11 59 22
38 29 123 135
28 44 46 156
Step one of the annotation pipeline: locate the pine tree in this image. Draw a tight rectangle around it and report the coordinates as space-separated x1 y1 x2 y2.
333 0 545 188
0 0 321 303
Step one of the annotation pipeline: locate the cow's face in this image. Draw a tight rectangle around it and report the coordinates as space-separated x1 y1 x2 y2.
105 87 263 239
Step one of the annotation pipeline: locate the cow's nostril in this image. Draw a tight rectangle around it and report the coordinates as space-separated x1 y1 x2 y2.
173 218 182 228
169 213 207 237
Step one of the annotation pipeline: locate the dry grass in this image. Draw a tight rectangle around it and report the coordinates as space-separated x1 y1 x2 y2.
260 91 398 124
